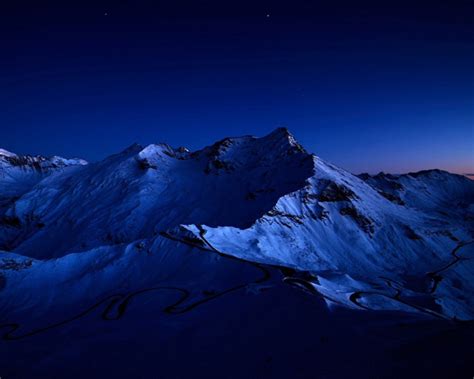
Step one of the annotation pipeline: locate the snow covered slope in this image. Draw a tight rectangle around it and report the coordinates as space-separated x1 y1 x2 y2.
180 158 474 319
0 149 87 246
0 128 473 323
0 129 312 257
0 148 87 206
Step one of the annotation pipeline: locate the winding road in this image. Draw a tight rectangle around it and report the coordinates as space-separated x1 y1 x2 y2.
1 231 471 340
348 240 474 320
427 240 474 294
0 229 272 341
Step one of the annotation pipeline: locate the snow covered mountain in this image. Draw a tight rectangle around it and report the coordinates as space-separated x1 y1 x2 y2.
1 129 473 377
0 148 87 209
0 128 473 325
0 149 87 250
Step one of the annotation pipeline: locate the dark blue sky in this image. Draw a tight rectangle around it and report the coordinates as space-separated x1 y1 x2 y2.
1 0 473 174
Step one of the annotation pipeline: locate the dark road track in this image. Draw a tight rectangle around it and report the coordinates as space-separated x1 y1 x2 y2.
349 241 474 320
2 232 471 340
0 228 271 341
427 240 474 294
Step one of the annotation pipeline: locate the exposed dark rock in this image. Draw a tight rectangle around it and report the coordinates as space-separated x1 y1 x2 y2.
318 181 357 202
403 225 422 240
4 155 43 169
182 235 206 247
358 173 404 191
137 158 157 170
429 230 460 242
378 191 405 205
162 150 175 158
266 209 304 224
386 180 404 191
357 173 371 181
0 258 33 271
212 159 226 169
205 138 234 159
302 192 319 203
204 159 234 174
339 206 374 234
1 216 21 228
374 172 398 181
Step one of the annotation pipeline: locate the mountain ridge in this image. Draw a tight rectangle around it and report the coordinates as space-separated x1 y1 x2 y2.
0 128 473 321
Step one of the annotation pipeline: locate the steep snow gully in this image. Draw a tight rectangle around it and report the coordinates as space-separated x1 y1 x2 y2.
0 127 473 337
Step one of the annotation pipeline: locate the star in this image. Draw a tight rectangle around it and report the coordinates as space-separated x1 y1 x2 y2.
266 14 270 18
104 12 108 16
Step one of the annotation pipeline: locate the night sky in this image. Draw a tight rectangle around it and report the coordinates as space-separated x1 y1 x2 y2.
1 1 473 174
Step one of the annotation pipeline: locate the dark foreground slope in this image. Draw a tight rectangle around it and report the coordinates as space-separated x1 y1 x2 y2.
1 237 474 379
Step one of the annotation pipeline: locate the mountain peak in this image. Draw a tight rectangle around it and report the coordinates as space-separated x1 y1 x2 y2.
268 126 290 136
264 127 294 144
261 128 307 155
0 148 17 158
0 149 87 169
